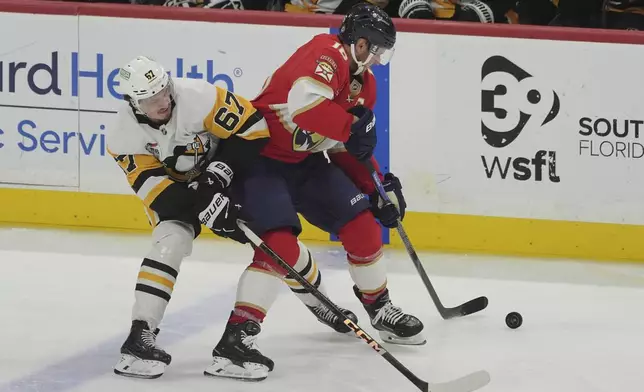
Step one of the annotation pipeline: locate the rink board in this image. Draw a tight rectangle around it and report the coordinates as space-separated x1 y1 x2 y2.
2 0 644 261
4 186 644 262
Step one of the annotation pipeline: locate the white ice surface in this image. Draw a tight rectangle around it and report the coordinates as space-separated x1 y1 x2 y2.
0 226 643 392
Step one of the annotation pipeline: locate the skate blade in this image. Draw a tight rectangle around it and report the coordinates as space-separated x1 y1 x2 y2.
114 354 166 379
378 330 427 346
204 357 269 382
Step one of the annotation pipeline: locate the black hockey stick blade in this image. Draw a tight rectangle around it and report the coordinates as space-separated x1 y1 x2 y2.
237 220 491 392
399 225 488 320
398 221 488 319
439 296 489 319
363 160 488 319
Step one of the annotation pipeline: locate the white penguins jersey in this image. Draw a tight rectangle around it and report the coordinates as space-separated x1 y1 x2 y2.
106 77 269 224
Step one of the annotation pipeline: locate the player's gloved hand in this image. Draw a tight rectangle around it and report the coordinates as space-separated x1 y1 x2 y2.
209 196 248 244
201 161 234 190
192 161 248 244
192 161 231 214
345 106 377 161
196 191 248 244
370 173 407 229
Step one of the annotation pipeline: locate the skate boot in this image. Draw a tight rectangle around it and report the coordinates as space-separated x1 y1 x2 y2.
204 320 273 381
306 303 359 334
353 285 426 345
114 320 172 379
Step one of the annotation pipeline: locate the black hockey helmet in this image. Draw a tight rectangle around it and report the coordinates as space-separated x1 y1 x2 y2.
338 3 396 65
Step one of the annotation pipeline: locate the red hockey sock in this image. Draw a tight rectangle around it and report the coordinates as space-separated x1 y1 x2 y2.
229 302 270 325
254 228 300 275
338 211 387 305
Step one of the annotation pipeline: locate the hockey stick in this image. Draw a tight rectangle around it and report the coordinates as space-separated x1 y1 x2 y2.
237 220 491 392
363 160 488 319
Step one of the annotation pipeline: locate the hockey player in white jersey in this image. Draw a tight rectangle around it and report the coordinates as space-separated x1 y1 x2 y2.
107 56 271 379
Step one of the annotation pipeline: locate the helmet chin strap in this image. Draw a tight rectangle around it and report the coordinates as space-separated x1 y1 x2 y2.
132 100 145 114
350 44 374 75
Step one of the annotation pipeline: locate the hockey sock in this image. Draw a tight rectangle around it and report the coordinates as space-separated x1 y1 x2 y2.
229 228 305 324
132 221 194 330
338 210 387 305
133 258 179 331
282 240 328 307
228 261 283 325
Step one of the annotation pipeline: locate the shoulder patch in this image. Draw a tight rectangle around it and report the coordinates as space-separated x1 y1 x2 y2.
319 55 338 70
350 77 363 97
315 60 335 83
145 142 160 158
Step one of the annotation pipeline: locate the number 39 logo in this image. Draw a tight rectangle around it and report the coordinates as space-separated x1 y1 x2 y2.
480 56 560 148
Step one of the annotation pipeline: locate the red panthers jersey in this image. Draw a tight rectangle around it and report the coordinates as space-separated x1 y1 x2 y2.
251 33 382 193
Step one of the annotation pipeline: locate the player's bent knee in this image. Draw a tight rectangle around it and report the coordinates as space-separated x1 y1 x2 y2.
253 228 300 275
338 210 383 259
147 220 195 270
339 211 387 291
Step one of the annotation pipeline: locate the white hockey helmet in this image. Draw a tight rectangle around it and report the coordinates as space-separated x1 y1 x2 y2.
116 56 174 117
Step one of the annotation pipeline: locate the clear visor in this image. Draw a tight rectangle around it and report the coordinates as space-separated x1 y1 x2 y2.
370 45 395 66
138 82 173 115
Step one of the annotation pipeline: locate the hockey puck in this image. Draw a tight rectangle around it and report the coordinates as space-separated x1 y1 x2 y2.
505 312 522 329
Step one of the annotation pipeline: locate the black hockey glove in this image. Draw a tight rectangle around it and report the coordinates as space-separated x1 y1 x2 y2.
206 194 248 244
200 161 234 190
345 105 377 162
192 161 233 214
370 173 407 229
193 161 248 244
195 189 248 244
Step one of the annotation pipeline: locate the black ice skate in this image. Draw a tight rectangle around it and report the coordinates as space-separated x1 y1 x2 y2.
306 303 359 334
353 285 426 345
114 320 171 379
204 320 273 382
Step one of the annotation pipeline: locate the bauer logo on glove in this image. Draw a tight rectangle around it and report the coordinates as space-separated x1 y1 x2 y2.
198 193 227 228
365 116 375 133
206 161 234 188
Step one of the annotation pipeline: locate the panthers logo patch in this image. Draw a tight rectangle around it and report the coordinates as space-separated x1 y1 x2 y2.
292 127 326 152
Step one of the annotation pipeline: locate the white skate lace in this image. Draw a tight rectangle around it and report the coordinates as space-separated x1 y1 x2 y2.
141 329 158 348
373 302 405 327
314 304 338 324
241 333 259 351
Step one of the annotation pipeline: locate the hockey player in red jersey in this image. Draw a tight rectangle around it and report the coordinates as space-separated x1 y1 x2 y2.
204 4 425 381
